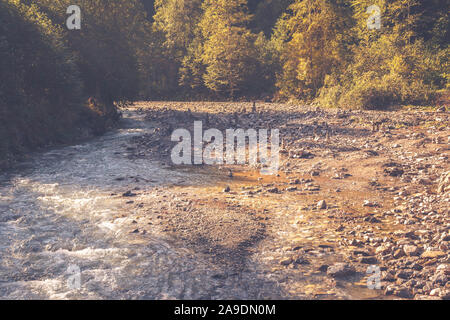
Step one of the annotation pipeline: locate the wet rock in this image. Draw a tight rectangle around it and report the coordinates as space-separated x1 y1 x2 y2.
421 251 446 259
294 256 310 265
310 170 320 177
440 289 450 300
437 171 450 193
403 245 421 257
429 288 442 297
289 150 314 159
396 270 413 279
363 216 382 223
267 187 280 194
393 248 406 259
384 167 404 177
365 150 379 157
436 264 450 275
411 263 423 271
358 256 378 264
440 233 450 242
363 200 380 208
414 295 442 300
123 191 137 197
349 239 364 247
317 200 327 210
385 285 412 298
280 257 294 266
318 264 329 272
212 273 228 280
353 249 371 257
430 272 448 286
327 263 356 278
305 185 321 192
381 271 396 282
376 244 392 256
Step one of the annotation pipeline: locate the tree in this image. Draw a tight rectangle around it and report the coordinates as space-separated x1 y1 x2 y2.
153 0 203 95
274 0 353 100
197 0 259 97
34 0 152 107
154 0 203 60
317 0 446 109
250 0 294 36
0 0 84 156
414 0 449 49
140 0 156 21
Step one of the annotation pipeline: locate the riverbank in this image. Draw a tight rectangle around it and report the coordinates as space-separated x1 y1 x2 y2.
0 103 120 171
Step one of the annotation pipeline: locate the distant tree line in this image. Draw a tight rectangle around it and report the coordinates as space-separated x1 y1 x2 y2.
151 0 449 107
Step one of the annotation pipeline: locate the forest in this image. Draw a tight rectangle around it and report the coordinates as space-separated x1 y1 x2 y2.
0 0 448 163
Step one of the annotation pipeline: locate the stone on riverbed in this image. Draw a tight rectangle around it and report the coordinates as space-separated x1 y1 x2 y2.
123 191 137 197
403 245 421 257
385 285 412 298
317 200 327 210
280 257 294 266
327 263 356 278
437 171 450 193
421 251 446 259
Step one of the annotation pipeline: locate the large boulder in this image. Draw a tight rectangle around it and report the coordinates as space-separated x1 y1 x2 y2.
437 171 450 194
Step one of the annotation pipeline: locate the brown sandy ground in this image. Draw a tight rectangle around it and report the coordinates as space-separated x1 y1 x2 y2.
118 102 449 300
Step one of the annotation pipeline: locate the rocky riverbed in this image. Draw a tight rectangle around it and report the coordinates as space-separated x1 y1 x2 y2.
0 102 448 300
127 101 449 300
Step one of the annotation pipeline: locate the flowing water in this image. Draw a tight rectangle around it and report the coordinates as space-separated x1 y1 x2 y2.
0 110 284 299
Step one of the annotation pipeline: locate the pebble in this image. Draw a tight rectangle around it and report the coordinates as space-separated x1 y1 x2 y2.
403 245 421 256
317 200 327 210
327 263 356 278
122 191 137 197
421 251 446 259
